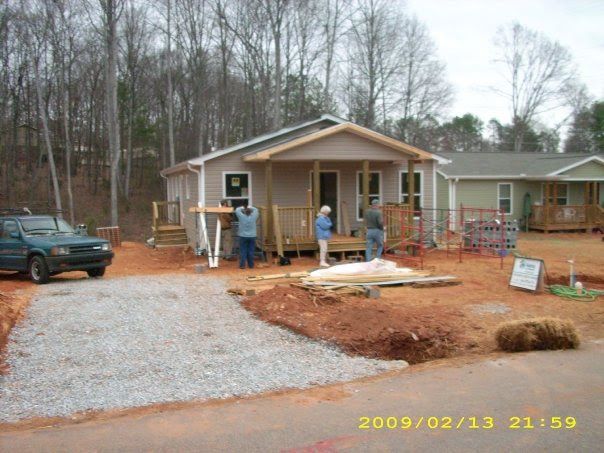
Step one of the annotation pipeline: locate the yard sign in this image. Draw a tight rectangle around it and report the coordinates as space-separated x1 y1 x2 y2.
509 257 544 292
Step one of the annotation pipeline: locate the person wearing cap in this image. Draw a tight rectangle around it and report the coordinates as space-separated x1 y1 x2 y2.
218 200 233 258
315 205 333 267
365 198 384 261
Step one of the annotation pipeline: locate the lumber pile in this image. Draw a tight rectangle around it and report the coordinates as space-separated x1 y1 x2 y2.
301 269 430 285
246 271 309 282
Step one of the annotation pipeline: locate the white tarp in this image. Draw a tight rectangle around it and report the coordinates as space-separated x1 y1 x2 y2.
309 259 414 278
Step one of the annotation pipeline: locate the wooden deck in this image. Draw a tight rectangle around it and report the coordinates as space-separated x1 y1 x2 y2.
152 201 188 247
529 204 603 232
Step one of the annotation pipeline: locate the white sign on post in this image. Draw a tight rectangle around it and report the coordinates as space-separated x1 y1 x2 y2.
509 257 544 292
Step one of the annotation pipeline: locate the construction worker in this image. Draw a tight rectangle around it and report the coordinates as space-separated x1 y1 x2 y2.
219 200 233 259
365 198 384 261
315 205 333 267
234 205 259 269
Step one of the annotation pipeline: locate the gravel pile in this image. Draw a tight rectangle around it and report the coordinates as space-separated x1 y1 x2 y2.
0 275 406 422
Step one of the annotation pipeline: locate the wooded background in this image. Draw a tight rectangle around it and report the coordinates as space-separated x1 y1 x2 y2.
1 0 602 234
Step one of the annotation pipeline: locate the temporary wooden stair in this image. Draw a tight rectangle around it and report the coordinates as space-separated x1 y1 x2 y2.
154 225 188 248
152 201 188 248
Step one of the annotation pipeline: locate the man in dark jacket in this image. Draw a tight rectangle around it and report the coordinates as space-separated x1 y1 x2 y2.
365 199 384 261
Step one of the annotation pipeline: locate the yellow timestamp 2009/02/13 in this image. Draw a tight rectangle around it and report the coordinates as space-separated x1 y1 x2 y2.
357 416 577 430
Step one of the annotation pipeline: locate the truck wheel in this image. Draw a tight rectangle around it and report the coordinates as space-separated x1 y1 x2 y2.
29 256 50 284
87 267 106 278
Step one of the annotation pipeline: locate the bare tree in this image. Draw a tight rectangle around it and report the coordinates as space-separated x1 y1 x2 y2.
98 0 124 225
394 16 452 144
493 22 576 152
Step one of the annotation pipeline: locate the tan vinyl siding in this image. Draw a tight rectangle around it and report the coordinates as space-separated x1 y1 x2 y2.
271 131 415 161
563 160 604 179
166 169 199 247
436 173 449 211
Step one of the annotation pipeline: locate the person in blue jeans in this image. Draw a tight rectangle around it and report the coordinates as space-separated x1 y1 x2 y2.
365 199 384 261
234 205 259 269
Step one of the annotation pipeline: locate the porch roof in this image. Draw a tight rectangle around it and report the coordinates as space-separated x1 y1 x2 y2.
437 152 604 180
242 123 442 163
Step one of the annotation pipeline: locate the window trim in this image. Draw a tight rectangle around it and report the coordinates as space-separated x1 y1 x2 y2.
355 170 383 221
398 170 424 208
540 182 569 206
497 182 513 215
222 171 253 205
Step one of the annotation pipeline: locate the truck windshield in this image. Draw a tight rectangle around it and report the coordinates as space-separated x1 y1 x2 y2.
20 218 75 234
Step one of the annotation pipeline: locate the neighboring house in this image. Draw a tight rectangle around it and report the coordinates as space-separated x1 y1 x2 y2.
158 114 446 250
436 152 604 232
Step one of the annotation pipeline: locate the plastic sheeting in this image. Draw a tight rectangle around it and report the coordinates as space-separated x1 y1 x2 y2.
309 259 413 278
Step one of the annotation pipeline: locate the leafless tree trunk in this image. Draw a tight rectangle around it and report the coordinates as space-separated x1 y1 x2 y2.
165 0 176 165
100 0 124 225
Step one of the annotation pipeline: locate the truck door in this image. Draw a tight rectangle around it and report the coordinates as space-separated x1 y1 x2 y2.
0 219 27 271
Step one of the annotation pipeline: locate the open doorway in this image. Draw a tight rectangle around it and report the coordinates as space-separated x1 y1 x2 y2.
310 170 339 233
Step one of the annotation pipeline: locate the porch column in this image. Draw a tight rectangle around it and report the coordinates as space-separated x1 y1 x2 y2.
407 159 416 228
592 182 599 205
265 159 273 240
313 159 321 213
362 160 370 221
544 182 551 230
553 182 558 207
584 182 590 205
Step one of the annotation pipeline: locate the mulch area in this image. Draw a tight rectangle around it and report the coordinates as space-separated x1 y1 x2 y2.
241 285 465 364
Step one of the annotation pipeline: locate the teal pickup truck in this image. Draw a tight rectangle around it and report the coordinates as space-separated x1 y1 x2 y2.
0 213 114 284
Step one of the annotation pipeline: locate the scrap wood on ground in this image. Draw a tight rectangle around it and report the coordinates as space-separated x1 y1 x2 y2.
241 285 463 364
495 318 580 352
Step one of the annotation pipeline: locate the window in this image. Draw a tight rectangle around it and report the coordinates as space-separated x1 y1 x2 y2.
400 171 422 208
498 183 513 214
223 172 251 208
1 220 18 239
356 171 381 220
541 183 568 205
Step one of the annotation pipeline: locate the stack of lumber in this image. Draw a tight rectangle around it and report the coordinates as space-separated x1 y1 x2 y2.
290 282 366 297
302 269 430 285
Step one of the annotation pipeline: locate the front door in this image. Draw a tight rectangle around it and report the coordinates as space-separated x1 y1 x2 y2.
311 171 339 232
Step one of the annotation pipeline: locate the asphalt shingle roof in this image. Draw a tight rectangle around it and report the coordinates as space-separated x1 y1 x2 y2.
437 152 603 178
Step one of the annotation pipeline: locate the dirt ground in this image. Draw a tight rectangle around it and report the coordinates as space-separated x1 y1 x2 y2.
1 232 603 368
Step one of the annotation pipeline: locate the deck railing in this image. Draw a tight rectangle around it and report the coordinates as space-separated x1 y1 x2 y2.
529 204 601 227
259 205 315 244
152 201 181 230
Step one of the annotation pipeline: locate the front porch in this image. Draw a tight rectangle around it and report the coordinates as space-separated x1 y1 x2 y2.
529 181 603 232
258 204 407 257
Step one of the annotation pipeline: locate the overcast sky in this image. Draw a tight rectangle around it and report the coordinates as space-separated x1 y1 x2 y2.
406 0 604 129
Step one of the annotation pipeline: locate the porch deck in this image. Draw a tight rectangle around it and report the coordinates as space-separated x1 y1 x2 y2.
529 204 604 232
259 204 408 256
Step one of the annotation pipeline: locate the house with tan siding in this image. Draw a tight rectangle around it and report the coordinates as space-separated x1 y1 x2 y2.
158 115 447 251
436 152 604 232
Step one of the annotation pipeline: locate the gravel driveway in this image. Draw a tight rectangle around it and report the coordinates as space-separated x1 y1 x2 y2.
0 275 406 422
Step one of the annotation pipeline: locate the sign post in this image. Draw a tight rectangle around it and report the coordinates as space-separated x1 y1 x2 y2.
509 257 545 292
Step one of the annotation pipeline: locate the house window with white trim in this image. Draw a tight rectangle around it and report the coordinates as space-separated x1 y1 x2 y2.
541 183 568 205
400 171 422 208
223 172 251 208
498 183 513 214
356 171 381 220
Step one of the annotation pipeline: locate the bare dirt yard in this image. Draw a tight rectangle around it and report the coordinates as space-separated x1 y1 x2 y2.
2 232 603 371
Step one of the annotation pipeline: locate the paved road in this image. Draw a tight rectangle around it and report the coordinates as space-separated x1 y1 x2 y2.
1 342 603 452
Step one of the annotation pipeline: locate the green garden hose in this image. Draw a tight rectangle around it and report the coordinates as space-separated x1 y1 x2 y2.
547 285 604 302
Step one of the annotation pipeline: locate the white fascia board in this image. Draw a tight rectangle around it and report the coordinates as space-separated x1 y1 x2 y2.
547 155 604 176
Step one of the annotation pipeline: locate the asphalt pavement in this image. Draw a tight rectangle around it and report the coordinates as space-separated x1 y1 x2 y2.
1 341 603 452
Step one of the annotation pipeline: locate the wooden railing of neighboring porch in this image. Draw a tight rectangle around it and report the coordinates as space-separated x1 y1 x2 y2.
529 204 603 231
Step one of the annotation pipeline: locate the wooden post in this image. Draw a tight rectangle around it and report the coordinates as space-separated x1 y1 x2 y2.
407 159 416 228
272 204 284 257
544 182 550 230
313 160 321 214
265 159 273 240
362 160 370 220
552 182 558 207
592 182 598 206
